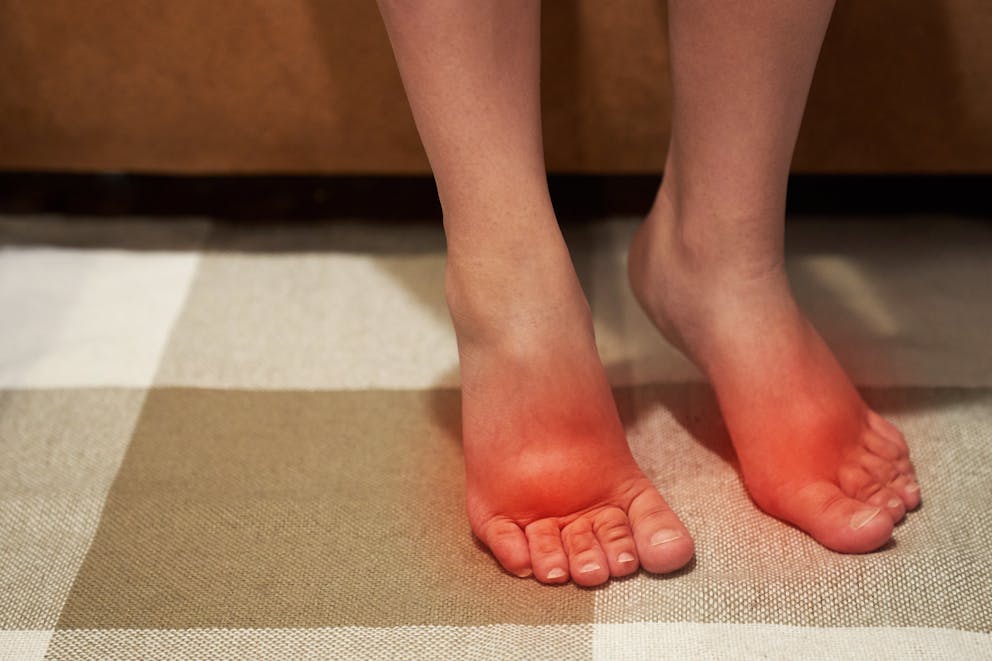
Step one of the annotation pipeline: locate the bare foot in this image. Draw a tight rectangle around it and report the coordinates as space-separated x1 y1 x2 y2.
448 225 694 585
628 189 921 553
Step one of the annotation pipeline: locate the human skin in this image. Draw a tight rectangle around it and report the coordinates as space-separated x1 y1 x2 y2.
376 0 919 585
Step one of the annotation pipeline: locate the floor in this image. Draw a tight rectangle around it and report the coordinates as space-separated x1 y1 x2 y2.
1 210 990 659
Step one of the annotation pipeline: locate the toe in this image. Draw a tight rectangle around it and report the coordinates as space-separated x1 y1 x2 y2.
627 486 694 574
525 519 570 584
591 507 640 577
480 517 532 578
858 450 900 486
888 473 922 510
863 427 906 462
838 462 875 499
773 479 893 553
561 516 611 587
867 410 909 455
856 451 916 519
893 456 916 480
863 485 907 523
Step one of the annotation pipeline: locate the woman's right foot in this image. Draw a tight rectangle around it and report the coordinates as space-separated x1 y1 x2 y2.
628 187 921 554
448 217 694 586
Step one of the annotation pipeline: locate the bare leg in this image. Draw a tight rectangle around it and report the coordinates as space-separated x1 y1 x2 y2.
629 0 920 553
378 0 694 584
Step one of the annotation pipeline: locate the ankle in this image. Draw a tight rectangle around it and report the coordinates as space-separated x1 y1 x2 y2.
441 195 559 258
444 247 593 350
647 184 787 284
629 186 798 363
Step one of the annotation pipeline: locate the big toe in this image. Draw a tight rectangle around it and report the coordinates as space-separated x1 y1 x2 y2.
773 480 893 553
627 485 694 574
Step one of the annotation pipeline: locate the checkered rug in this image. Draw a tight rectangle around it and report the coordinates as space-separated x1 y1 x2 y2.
2 212 990 660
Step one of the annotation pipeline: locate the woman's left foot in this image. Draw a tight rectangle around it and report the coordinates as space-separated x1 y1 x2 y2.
628 188 921 553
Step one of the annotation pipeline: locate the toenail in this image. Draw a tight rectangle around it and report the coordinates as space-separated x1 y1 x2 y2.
618 552 636 564
650 529 683 546
515 568 533 578
905 482 920 493
887 498 901 509
850 508 881 530
578 563 601 574
546 567 566 580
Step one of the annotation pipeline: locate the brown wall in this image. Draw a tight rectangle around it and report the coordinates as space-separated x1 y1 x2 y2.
1 0 990 174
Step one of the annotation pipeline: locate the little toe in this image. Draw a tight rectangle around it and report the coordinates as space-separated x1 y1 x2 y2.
627 486 694 574
863 427 906 462
481 518 532 578
591 507 640 577
774 480 893 553
525 519 570 584
867 410 909 454
561 517 611 587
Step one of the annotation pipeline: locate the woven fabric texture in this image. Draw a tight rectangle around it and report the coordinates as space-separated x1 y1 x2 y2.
1 213 990 660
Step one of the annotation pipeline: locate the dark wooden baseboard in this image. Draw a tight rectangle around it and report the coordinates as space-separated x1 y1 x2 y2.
0 173 988 221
